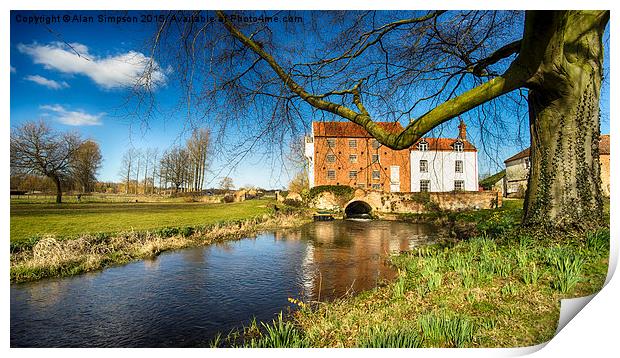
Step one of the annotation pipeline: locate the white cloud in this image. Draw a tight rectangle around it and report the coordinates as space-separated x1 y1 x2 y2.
11 66 16 73
40 104 104 126
25 74 69 90
18 42 166 90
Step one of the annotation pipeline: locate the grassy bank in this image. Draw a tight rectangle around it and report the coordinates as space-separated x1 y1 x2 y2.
10 198 275 245
218 200 609 348
11 203 311 283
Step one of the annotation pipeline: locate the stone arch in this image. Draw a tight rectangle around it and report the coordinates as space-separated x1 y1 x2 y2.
344 200 373 217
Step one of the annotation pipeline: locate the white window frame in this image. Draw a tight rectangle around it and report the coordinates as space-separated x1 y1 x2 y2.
420 180 430 192
326 154 336 163
349 139 357 148
372 154 380 163
372 170 380 180
349 171 357 179
327 170 336 180
371 183 381 190
454 180 465 191
327 138 336 148
455 160 463 173
420 160 428 173
349 154 358 163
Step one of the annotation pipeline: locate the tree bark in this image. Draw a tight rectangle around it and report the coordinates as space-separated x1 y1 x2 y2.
53 175 62 204
521 11 608 230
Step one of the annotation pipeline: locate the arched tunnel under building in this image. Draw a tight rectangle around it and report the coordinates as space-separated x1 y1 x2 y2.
344 201 373 218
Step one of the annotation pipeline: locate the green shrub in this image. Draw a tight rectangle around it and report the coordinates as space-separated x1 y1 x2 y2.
522 262 539 285
246 313 307 348
308 185 354 201
357 326 422 348
418 313 475 347
547 248 584 293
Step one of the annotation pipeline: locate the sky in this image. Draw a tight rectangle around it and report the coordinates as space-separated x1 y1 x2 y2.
10 10 610 189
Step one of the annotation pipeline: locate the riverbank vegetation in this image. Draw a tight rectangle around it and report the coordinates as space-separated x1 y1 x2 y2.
216 199 610 348
10 197 275 245
10 198 311 283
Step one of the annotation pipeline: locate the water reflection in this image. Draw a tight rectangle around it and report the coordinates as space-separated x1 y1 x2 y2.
11 220 439 347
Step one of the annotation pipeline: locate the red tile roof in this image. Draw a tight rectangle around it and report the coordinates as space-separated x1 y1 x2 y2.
312 121 477 151
504 134 609 163
313 121 404 138
412 138 477 152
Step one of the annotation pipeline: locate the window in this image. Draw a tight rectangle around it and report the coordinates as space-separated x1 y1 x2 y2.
454 180 465 191
418 141 428 151
372 183 381 190
349 154 358 163
349 171 357 179
327 138 336 148
326 154 336 163
349 139 357 148
524 158 530 169
455 160 463 173
327 170 336 180
357 183 365 188
420 160 428 173
372 154 380 163
420 180 430 192
372 170 380 180
454 141 464 152
372 139 381 149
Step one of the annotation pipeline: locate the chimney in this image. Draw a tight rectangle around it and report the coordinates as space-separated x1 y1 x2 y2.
458 119 467 140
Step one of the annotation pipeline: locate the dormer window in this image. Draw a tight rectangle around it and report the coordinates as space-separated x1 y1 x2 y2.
418 140 428 151
454 141 464 152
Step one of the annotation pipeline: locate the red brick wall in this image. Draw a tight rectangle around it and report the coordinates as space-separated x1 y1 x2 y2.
313 136 411 192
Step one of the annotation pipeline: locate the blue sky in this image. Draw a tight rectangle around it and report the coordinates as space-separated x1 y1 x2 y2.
10 10 610 189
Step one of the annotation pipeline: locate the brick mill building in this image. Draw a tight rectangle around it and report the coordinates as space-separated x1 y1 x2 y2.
305 120 479 193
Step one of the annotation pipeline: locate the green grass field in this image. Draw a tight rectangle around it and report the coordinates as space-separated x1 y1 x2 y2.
10 198 275 243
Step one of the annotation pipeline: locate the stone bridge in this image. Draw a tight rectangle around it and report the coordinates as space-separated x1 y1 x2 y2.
312 188 502 216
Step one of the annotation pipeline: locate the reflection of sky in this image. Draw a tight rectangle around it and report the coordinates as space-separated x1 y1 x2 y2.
11 220 440 347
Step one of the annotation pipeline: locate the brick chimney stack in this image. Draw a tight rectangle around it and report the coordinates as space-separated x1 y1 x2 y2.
458 119 467 140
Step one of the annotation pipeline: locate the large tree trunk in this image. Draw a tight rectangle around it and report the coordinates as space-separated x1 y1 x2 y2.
53 175 62 204
521 11 608 231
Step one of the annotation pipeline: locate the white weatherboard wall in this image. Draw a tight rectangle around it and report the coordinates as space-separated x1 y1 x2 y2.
304 132 315 188
410 150 478 192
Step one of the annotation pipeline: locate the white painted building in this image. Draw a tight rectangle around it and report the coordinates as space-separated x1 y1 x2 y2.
409 120 479 192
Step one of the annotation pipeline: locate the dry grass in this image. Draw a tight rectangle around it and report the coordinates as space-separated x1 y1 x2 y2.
10 211 311 283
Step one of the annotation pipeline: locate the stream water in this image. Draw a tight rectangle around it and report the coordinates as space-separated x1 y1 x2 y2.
11 219 440 347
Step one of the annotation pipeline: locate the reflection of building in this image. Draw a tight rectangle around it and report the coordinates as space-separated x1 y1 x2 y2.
304 120 478 192
503 134 610 198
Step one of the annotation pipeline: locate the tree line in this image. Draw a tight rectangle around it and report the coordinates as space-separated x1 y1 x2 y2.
119 128 211 194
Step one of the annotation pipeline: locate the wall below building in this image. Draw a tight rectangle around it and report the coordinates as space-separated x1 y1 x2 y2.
312 189 502 214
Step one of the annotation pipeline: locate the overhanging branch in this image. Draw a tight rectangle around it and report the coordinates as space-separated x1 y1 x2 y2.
216 10 529 150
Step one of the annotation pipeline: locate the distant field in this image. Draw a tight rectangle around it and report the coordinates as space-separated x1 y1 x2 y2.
10 198 275 243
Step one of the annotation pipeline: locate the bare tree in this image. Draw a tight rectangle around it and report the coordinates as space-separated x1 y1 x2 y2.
160 146 190 192
186 128 211 191
10 120 82 203
73 140 103 193
219 176 234 192
119 148 135 194
145 10 608 231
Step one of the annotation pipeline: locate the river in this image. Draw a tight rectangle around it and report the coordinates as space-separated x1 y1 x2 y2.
10 219 440 347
